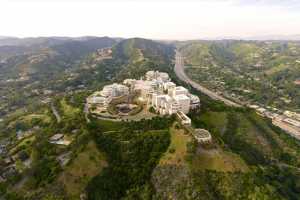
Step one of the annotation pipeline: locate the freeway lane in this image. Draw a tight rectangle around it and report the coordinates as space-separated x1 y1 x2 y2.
174 50 242 107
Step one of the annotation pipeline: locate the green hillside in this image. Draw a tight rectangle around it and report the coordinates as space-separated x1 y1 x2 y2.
179 40 300 110
112 38 175 80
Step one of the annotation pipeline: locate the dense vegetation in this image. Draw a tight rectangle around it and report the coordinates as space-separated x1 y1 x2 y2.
86 117 174 199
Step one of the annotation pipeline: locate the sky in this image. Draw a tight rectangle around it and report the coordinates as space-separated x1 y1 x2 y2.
0 0 300 40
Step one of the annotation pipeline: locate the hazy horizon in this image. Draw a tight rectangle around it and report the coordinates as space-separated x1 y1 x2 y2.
1 0 300 40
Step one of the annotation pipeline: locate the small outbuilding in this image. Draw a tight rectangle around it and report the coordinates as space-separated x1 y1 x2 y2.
193 129 212 143
50 134 64 141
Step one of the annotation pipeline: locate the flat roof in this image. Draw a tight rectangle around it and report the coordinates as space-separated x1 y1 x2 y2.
194 129 211 138
50 134 64 141
165 81 176 86
175 86 187 90
174 94 190 101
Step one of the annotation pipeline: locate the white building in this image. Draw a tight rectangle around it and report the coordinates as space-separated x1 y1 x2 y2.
283 118 300 128
87 96 109 105
157 72 170 82
170 86 188 97
87 83 129 114
163 81 176 92
177 111 191 125
249 105 260 109
174 94 190 114
87 71 200 117
133 80 156 100
147 71 200 115
145 71 170 82
188 94 200 109
123 79 136 86
193 129 212 143
284 111 300 121
163 96 180 115
87 96 111 112
100 83 129 98
151 93 191 115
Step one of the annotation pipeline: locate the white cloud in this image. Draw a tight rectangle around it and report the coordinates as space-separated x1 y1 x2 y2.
0 0 299 39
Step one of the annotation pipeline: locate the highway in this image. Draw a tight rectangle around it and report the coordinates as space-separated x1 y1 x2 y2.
174 50 242 107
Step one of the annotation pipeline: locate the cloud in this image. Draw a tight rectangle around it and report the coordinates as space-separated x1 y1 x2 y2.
230 0 300 10
0 0 299 39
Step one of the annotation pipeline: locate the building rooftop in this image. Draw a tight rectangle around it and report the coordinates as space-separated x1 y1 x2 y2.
175 86 187 91
189 94 200 103
283 118 300 128
88 96 108 104
194 129 211 139
164 81 176 86
174 94 190 101
50 134 64 141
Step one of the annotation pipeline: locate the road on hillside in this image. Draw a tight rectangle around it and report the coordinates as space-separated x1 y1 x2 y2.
51 102 62 123
174 50 242 107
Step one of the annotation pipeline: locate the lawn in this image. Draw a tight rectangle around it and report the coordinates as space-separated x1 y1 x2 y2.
94 119 124 132
190 111 249 172
57 141 107 198
190 146 249 172
159 124 191 166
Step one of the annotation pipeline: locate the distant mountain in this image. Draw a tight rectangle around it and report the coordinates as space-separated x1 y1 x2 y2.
0 37 117 59
0 36 117 48
0 36 17 40
113 38 174 63
0 37 70 47
52 37 116 60
0 36 175 82
246 35 300 41
199 35 300 41
0 37 117 81
110 38 175 80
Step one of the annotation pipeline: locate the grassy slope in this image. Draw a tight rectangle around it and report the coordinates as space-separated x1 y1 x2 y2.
179 42 211 66
151 124 193 200
184 90 300 199
57 141 106 199
191 147 249 172
159 124 191 166
194 108 300 165
190 112 248 172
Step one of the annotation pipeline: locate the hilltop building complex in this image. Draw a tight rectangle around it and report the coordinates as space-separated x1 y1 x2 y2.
88 71 200 116
86 70 211 143
124 71 200 115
